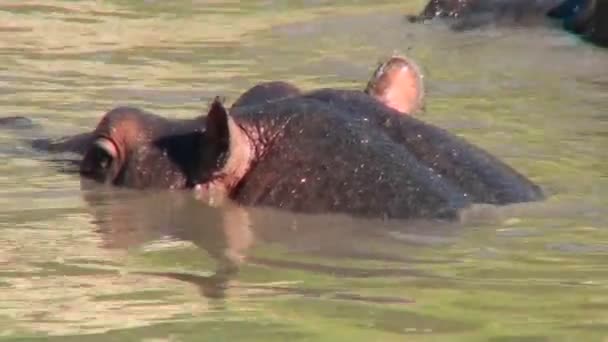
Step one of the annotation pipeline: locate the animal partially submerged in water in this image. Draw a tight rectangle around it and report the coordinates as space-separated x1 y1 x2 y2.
2 56 544 220
408 0 607 47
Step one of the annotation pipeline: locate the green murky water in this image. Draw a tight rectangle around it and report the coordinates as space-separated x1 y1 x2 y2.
1 1 607 341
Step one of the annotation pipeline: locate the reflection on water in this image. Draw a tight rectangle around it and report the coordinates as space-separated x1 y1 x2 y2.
80 185 438 301
1 0 608 341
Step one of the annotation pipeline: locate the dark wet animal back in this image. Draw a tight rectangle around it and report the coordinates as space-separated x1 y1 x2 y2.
231 81 302 109
230 97 471 220
303 89 544 205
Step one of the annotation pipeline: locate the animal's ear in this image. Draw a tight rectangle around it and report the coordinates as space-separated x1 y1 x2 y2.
365 55 426 115
205 97 231 149
199 96 251 189
203 96 251 173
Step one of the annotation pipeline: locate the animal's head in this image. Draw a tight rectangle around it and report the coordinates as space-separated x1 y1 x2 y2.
80 99 253 195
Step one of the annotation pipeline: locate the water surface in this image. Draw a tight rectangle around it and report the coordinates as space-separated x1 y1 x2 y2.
1 1 607 341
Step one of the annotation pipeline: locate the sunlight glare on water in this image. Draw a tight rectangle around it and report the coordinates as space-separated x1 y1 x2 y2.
0 1 607 341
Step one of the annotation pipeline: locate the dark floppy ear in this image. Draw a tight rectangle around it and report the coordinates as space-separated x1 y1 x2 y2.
205 97 231 147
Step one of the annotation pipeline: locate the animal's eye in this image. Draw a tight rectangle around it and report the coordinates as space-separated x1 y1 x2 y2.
94 147 112 170
92 137 117 169
80 137 119 182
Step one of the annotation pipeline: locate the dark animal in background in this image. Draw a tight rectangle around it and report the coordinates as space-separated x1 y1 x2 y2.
409 0 607 47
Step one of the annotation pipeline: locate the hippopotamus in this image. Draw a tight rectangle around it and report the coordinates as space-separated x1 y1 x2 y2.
2 56 543 220
409 0 607 47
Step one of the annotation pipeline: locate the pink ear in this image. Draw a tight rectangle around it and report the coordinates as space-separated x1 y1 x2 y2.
365 56 425 115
